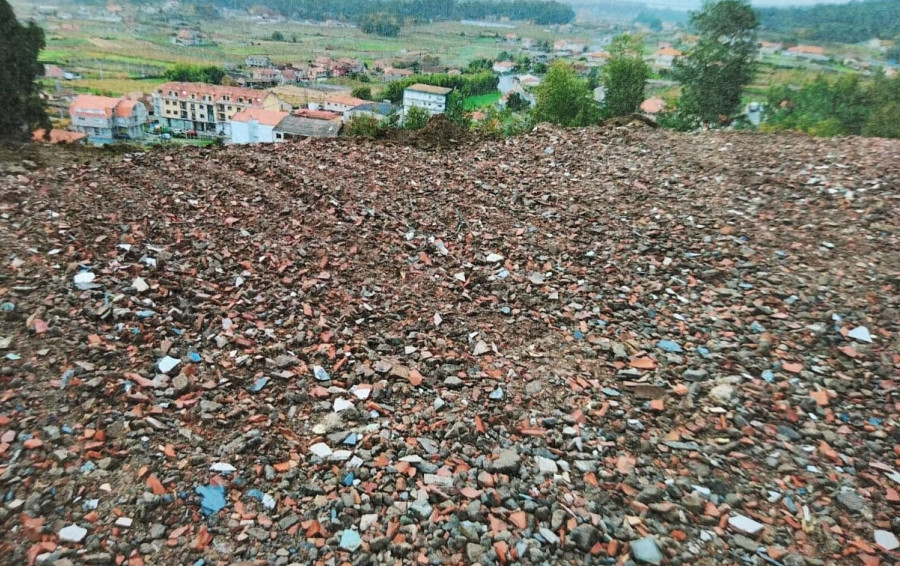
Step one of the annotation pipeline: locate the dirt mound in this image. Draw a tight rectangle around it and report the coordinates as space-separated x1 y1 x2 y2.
384 113 472 149
603 113 659 129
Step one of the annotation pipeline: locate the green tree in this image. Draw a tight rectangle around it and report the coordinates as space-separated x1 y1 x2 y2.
271 31 285 41
1 0 50 140
404 106 430 130
360 12 401 37
165 64 226 85
351 86 373 100
345 115 384 138
444 91 468 128
602 34 650 117
533 60 598 127
674 0 759 125
506 92 531 112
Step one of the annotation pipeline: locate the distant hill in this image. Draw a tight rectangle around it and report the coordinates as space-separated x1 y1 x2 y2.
757 0 900 43
176 0 575 26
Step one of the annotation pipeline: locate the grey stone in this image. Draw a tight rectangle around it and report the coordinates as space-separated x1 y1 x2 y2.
489 448 521 474
570 524 600 552
631 537 663 565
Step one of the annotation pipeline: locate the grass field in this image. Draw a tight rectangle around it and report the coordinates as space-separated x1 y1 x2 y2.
465 92 502 110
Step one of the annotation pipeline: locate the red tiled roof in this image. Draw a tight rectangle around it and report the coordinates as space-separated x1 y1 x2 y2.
155 82 266 106
325 94 367 107
231 108 288 126
655 47 683 57
70 94 120 118
115 99 139 118
32 129 87 144
295 109 341 120
640 98 666 114
789 45 826 55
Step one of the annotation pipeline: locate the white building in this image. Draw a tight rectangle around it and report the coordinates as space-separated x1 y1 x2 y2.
69 94 147 143
230 108 288 144
402 84 453 119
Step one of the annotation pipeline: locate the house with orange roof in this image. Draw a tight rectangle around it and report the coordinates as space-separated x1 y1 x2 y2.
653 47 683 70
322 94 368 115
786 45 829 61
69 94 148 142
640 98 666 118
229 108 289 144
152 82 283 136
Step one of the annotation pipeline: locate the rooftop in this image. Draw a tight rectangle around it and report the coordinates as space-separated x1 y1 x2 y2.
231 108 289 127
405 84 453 96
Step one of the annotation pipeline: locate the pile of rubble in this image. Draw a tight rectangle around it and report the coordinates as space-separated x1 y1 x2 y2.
1 125 899 566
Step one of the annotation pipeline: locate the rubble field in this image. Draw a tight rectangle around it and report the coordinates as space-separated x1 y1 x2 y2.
1 125 899 566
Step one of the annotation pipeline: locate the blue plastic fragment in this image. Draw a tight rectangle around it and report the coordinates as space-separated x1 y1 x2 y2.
339 529 362 552
246 489 264 501
761 370 775 383
840 413 851 423
5 353 21 361
193 560 206 566
697 347 710 358
342 473 354 487
750 321 766 333
195 484 227 516
80 462 96 473
188 351 202 363
124 381 133 393
343 433 358 446
137 310 155 318
60 369 74 390
61 426 74 435
250 376 269 393
657 339 683 353
573 330 584 340
1 302 14 312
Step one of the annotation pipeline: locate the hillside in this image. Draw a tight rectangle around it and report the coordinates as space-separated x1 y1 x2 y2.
1 125 900 565
757 0 900 43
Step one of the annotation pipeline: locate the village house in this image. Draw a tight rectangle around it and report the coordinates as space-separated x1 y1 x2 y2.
322 94 368 115
44 64 64 79
245 55 272 68
172 28 204 46
152 82 282 136
69 94 148 143
274 115 342 140
492 61 516 74
229 108 289 144
251 67 283 85
403 84 453 119
653 47 683 70
382 67 414 82
786 45 829 62
586 52 611 67
640 97 666 119
759 41 783 56
265 85 331 110
344 102 395 124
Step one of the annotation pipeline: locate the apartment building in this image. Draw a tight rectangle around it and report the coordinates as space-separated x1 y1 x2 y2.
402 84 452 119
152 82 282 136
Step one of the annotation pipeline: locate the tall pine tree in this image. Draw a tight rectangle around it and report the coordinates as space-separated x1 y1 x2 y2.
1 0 50 140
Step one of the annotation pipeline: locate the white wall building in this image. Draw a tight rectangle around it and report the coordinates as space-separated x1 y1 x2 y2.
230 108 288 144
402 84 453 119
